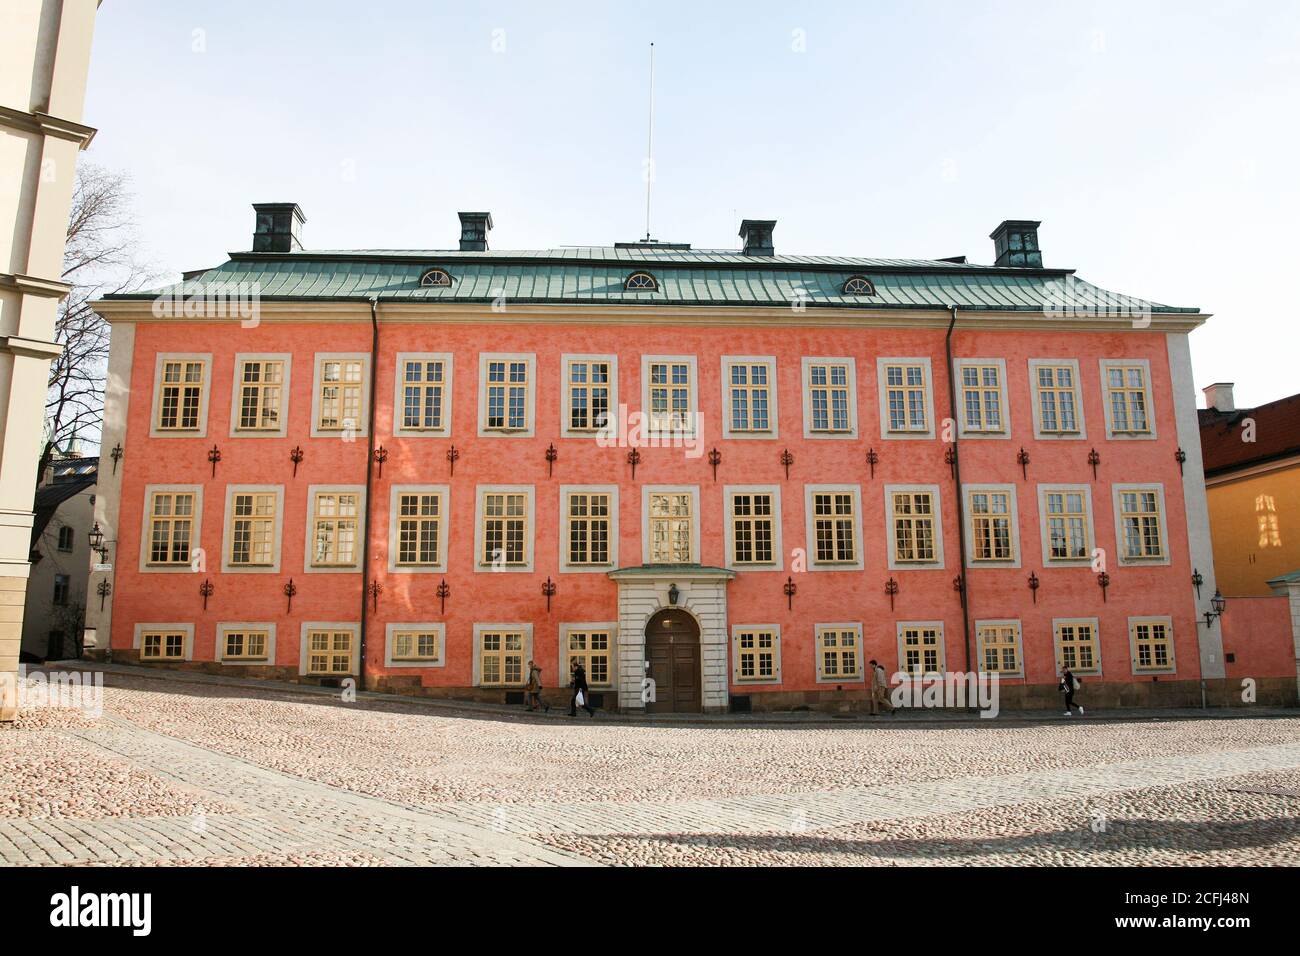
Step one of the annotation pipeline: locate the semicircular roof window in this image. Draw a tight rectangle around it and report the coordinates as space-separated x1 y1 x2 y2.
624 271 659 291
842 275 877 296
420 268 453 287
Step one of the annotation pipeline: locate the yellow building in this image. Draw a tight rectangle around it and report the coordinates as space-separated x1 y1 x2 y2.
1200 383 1300 596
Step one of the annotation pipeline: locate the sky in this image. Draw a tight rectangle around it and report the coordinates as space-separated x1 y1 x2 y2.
82 0 1300 408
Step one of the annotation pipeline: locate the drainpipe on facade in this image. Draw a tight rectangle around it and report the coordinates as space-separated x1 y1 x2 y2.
945 305 973 675
358 296 381 692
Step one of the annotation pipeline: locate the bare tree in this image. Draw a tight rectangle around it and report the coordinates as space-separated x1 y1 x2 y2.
38 162 157 483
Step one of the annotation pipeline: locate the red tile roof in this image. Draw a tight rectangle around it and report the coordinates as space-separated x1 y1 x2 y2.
1199 392 1300 477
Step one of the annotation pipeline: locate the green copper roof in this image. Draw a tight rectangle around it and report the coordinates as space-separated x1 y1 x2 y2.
112 247 1198 314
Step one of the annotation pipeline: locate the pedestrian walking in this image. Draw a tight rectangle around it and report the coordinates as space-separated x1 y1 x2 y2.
568 660 595 717
525 659 549 713
870 659 895 715
1060 666 1084 716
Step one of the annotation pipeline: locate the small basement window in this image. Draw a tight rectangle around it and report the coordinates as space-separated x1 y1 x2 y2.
624 272 658 291
420 268 452 287
842 276 876 296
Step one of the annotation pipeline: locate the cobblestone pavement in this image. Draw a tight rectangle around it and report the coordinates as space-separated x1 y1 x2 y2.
3 668 1299 866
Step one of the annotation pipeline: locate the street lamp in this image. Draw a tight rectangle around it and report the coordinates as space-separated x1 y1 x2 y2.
88 523 104 551
1212 590 1227 617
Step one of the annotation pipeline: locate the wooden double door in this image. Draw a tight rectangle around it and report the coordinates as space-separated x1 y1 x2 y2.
644 608 701 713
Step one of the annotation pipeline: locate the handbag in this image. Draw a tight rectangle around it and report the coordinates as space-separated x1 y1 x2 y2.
574 689 585 707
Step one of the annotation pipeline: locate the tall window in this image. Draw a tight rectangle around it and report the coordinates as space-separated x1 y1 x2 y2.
727 362 771 432
141 630 185 661
648 361 692 432
486 359 529 430
567 359 611 431
900 625 942 676
812 492 856 563
53 574 70 605
397 492 441 567
306 629 354 675
969 491 1013 561
319 359 363 430
892 491 936 563
961 364 1004 432
223 629 269 662
392 629 439 663
57 526 74 552
1036 365 1079 434
237 359 284 431
732 492 775 564
229 492 277 566
1131 620 1173 672
148 491 194 565
808 362 850 433
1120 489 1164 559
649 492 692 563
565 630 612 688
978 624 1021 674
1056 621 1098 672
482 492 527 566
157 360 205 430
735 629 778 682
1046 491 1089 560
817 626 862 679
479 630 525 686
311 492 359 567
566 492 611 566
402 358 445 431
1106 365 1151 434
884 363 928 432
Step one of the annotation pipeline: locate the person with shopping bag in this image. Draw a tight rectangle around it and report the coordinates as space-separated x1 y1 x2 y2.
568 660 595 717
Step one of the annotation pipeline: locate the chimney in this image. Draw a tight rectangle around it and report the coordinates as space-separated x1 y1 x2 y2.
990 219 1042 267
458 211 493 251
739 219 776 257
252 203 305 253
1203 382 1236 413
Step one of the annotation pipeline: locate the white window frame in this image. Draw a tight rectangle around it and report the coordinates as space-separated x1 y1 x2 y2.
303 485 365 573
384 622 447 669
221 484 285 574
138 484 204 573
952 357 1011 439
560 354 618 439
1099 358 1157 440
896 621 947 678
472 622 534 688
731 623 782 684
963 483 1021 569
876 357 935 440
229 353 291 439
387 484 449 574
724 485 783 571
1112 483 1171 567
310 352 371 438
884 484 945 570
1037 484 1096 567
133 622 194 661
815 623 865 684
149 353 212 438
560 622 618 690
215 622 277 666
640 354 698 439
1028 358 1086 440
298 622 359 677
474 485 536 572
800 356 857 439
477 352 537 437
1127 615 1176 675
641 485 701 565
721 355 778 439
1053 617 1102 677
393 352 453 437
558 485 619 573
974 619 1024 678
803 484 864 571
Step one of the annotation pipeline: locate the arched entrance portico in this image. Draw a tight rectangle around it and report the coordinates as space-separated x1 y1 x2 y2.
644 607 701 713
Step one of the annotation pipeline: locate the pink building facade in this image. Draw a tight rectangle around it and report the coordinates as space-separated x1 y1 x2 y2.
87 210 1297 712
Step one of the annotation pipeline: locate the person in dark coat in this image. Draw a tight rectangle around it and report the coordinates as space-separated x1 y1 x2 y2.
568 660 595 717
1060 667 1084 716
